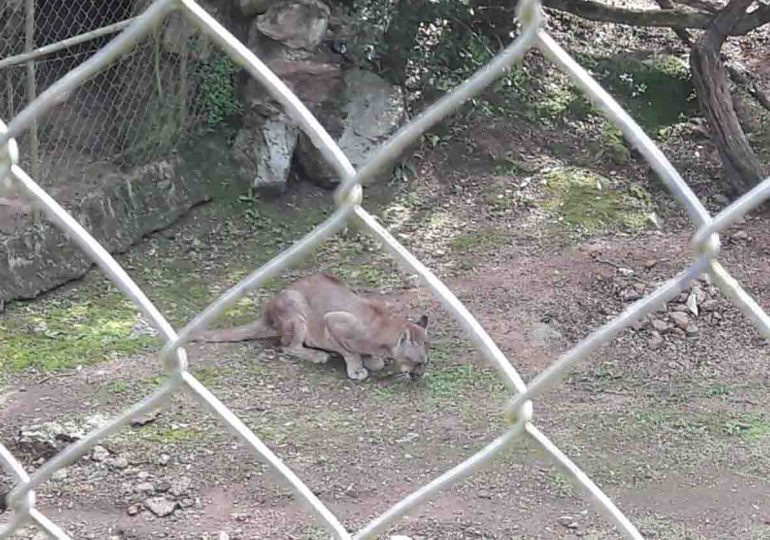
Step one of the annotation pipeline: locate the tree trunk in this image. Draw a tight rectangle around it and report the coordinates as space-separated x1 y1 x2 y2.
690 0 765 195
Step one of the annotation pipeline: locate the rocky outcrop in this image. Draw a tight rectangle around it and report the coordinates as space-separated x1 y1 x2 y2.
294 69 406 187
234 0 405 190
233 113 298 192
0 157 211 303
255 0 330 51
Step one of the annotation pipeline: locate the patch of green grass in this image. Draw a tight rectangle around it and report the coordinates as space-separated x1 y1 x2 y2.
482 182 517 212
448 228 511 253
0 282 159 372
106 380 132 395
708 384 731 397
538 167 653 233
550 471 576 498
139 425 205 444
620 409 770 442
191 365 232 385
597 123 631 164
721 415 770 440
425 364 478 400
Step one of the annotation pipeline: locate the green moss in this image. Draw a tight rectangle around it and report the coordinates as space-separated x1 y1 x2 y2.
449 228 511 253
140 425 205 444
598 123 631 164
0 283 159 372
538 167 653 233
587 53 696 130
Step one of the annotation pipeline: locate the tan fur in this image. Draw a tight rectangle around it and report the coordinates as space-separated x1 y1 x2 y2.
192 273 430 381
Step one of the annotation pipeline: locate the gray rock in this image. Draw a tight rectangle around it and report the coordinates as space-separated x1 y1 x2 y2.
145 496 177 517
127 505 139 516
135 482 155 494
700 299 719 312
651 319 669 333
686 293 699 316
169 476 193 497
91 445 110 462
233 115 298 192
131 408 162 427
111 456 130 470
670 311 690 330
621 289 641 302
295 69 405 187
731 229 749 241
1 155 213 303
530 322 564 346
51 468 68 481
648 332 664 350
255 0 330 50
16 421 84 459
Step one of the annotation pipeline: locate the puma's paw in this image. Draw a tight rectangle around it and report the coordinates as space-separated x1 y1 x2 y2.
347 366 369 381
363 356 385 371
307 350 330 364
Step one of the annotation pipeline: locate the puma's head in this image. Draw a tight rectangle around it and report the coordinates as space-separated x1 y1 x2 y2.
391 315 430 380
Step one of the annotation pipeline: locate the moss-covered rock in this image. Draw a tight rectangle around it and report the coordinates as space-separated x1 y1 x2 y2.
538 167 653 233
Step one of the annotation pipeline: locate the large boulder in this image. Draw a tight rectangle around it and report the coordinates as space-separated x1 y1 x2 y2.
233 114 298 193
0 143 220 303
294 69 406 188
255 0 330 51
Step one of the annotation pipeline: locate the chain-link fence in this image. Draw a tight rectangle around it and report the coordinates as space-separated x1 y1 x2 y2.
0 0 237 188
2 0 770 538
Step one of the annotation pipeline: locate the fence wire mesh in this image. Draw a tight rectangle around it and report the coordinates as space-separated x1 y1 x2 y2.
0 0 237 188
1 0 770 538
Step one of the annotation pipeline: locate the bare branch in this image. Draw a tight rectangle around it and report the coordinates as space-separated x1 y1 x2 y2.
732 2 770 34
671 0 722 13
542 0 769 35
656 0 695 44
542 0 713 28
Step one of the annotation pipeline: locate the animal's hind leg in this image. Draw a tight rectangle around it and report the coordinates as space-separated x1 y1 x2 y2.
271 290 329 365
281 317 330 365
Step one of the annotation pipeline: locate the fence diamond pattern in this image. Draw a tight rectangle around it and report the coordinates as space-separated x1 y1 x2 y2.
2 0 770 538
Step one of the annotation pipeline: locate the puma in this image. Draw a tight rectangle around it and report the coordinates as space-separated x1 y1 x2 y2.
192 273 430 381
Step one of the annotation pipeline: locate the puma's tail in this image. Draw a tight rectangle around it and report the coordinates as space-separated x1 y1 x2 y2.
191 316 278 343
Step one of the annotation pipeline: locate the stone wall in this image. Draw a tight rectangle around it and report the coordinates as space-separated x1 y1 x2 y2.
0 157 212 303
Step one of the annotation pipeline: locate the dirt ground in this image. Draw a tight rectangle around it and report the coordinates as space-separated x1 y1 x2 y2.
2 9 770 540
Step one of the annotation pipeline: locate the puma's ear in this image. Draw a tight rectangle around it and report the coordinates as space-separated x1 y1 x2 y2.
417 315 429 330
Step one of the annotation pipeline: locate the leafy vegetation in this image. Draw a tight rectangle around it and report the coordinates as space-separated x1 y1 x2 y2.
193 54 243 130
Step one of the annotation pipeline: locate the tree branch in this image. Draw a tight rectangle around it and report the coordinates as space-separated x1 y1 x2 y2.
671 0 721 13
656 0 695 44
542 0 769 35
732 3 770 34
542 0 713 28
